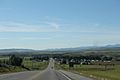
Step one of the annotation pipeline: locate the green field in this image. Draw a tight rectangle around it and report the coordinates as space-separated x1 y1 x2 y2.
0 57 48 74
0 66 26 74
55 63 120 80
23 60 48 70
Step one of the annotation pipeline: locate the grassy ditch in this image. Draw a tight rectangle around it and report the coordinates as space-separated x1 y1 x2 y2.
55 63 120 80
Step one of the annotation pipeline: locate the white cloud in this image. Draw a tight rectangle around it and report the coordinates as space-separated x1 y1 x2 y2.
0 7 12 10
0 21 119 34
0 21 60 32
93 23 100 27
20 37 51 40
44 16 63 22
0 38 8 40
0 36 51 40
46 22 59 29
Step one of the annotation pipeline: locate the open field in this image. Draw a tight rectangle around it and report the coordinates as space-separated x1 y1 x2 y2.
0 57 9 60
23 60 48 70
55 63 120 80
0 66 26 74
0 57 48 74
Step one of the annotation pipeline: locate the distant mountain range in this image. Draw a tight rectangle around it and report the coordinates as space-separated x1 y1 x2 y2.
0 44 120 54
105 44 120 47
0 49 36 54
45 44 120 51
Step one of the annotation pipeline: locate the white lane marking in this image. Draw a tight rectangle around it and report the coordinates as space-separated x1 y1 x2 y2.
58 71 72 80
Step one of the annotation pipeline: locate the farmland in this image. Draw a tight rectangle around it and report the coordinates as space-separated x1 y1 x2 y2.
55 61 120 80
0 47 120 79
0 56 48 74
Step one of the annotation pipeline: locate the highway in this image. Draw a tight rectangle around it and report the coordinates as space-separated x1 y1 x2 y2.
0 58 93 80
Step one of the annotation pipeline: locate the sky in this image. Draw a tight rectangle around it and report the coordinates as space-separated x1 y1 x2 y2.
0 0 120 50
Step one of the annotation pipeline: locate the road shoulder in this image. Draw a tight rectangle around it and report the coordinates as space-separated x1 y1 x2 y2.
59 70 93 80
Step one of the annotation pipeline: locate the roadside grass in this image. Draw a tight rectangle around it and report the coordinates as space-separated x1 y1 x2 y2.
0 58 48 74
0 66 26 74
0 57 9 60
23 60 48 70
55 63 120 80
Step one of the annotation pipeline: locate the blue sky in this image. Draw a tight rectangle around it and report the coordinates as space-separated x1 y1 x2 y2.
0 0 120 49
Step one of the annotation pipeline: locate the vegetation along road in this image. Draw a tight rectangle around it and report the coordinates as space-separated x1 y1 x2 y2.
0 58 93 80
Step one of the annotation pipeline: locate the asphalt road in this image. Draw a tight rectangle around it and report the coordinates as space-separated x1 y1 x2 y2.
0 58 93 80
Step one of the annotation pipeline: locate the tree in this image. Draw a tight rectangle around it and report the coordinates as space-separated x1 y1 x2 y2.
9 55 23 66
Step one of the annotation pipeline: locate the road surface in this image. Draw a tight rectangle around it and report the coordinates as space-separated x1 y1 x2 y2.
0 58 93 80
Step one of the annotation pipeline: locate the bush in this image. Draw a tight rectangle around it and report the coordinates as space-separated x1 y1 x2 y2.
9 55 23 66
